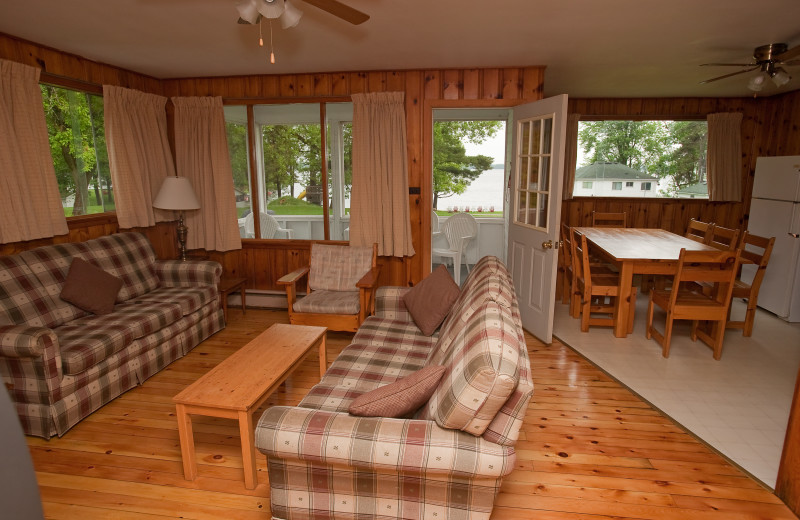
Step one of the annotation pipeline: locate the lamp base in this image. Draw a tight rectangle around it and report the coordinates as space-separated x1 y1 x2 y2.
177 212 188 261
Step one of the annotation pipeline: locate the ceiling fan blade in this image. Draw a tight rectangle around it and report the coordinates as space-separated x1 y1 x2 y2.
301 0 369 24
775 45 800 62
700 63 755 67
238 14 262 24
699 66 759 84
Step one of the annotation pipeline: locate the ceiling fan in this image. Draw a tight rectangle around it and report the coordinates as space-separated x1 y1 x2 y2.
700 43 800 91
236 0 369 27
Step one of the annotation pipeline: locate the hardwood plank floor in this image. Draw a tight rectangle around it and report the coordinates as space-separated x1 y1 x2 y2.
26 308 796 519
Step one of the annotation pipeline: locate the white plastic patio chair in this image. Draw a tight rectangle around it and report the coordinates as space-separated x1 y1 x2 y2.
243 212 294 239
432 212 478 285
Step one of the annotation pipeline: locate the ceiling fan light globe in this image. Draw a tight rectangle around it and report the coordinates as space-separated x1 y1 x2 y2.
747 73 767 91
280 0 303 29
236 0 260 24
772 68 791 87
258 0 285 19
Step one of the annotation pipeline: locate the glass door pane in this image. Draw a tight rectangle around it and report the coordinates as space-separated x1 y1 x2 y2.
513 114 554 231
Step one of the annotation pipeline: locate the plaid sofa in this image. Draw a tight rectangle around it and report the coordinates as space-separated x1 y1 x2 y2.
256 256 533 520
0 232 225 438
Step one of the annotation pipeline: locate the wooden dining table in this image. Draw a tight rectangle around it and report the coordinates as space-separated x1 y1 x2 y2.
573 227 719 338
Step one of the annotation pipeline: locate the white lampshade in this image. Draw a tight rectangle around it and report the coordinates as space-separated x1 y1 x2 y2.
153 176 200 211
280 0 303 28
236 0 260 24
772 68 791 87
747 72 767 92
258 0 285 19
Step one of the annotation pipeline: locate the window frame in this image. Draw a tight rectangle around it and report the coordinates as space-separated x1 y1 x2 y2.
40 76 116 220
572 115 708 200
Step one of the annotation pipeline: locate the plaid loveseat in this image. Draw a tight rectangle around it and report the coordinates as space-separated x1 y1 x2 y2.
256 256 533 520
0 232 225 438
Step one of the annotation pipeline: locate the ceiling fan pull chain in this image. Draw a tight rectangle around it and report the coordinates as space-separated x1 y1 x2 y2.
259 18 264 47
269 20 276 64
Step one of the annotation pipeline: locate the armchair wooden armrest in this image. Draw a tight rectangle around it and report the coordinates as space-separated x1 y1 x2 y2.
356 266 381 289
357 266 382 322
278 266 310 286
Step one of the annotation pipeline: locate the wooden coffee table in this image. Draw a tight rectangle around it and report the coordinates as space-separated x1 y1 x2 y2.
173 323 327 489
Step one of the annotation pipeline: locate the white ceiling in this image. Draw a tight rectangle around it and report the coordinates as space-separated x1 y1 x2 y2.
2 0 799 98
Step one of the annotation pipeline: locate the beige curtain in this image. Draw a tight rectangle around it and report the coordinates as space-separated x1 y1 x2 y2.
104 85 175 228
562 113 581 200
349 92 414 257
172 96 241 252
706 112 743 202
0 60 68 243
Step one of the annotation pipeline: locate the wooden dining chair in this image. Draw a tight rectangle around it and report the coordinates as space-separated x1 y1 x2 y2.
571 229 636 332
685 218 714 244
559 223 574 306
592 211 627 228
646 248 740 360
707 224 740 251
696 231 775 337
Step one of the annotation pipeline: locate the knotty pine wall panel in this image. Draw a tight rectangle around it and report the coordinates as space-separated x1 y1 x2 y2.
162 66 545 287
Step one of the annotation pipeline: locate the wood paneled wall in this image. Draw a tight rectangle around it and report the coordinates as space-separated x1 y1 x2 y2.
162 67 545 288
562 93 800 235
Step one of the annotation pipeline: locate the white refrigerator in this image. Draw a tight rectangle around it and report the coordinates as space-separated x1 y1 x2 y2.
742 156 800 322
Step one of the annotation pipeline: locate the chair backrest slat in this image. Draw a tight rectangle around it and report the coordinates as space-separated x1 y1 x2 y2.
685 218 714 244
592 211 627 228
671 248 740 305
708 225 740 251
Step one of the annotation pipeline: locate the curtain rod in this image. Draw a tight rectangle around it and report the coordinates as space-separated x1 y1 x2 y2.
39 72 103 95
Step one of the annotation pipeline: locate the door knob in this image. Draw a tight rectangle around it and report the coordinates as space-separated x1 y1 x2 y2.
542 240 553 250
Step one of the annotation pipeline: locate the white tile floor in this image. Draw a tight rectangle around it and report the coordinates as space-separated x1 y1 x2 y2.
553 294 800 489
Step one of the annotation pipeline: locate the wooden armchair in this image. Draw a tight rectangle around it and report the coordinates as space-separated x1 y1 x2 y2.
278 243 380 333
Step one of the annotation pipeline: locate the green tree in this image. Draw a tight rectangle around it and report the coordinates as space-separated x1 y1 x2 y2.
41 85 112 215
578 120 708 196
226 121 250 196
433 121 500 209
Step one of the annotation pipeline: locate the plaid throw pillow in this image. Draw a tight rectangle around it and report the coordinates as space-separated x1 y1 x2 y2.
348 365 446 418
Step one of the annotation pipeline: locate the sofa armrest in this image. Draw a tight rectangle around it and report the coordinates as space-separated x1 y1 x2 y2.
0 325 59 359
375 286 413 321
154 260 222 287
256 407 515 479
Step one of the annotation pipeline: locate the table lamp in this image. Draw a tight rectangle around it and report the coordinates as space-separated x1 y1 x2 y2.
153 176 201 261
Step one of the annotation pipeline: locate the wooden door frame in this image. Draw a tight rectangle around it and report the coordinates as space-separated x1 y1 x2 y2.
422 99 519 277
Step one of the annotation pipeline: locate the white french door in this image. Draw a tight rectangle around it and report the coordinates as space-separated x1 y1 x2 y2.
506 95 568 342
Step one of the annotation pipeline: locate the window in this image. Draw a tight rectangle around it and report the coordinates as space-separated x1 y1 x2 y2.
41 84 114 216
225 103 353 240
573 120 708 199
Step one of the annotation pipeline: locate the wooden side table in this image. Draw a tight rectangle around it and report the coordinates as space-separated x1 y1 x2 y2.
218 277 247 322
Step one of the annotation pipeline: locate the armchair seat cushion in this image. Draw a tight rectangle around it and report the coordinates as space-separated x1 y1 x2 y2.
293 290 360 315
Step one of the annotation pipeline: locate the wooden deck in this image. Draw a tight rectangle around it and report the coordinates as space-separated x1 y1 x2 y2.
26 308 795 519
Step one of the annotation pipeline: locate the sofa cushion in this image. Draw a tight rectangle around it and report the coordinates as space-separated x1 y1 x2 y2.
403 264 460 336
60 258 123 315
82 233 160 302
0 255 63 328
308 243 372 292
18 241 96 325
348 365 446 418
55 301 183 375
423 301 521 436
293 290 360 315
132 286 218 316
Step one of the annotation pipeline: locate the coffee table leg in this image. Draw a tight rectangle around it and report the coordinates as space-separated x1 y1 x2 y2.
239 410 257 490
176 404 198 481
318 334 327 378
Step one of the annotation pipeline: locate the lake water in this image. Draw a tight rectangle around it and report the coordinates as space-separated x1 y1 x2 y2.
436 167 506 211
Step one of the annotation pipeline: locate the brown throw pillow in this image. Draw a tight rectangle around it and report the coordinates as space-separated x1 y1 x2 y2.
402 264 460 336
348 365 447 418
60 258 123 315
